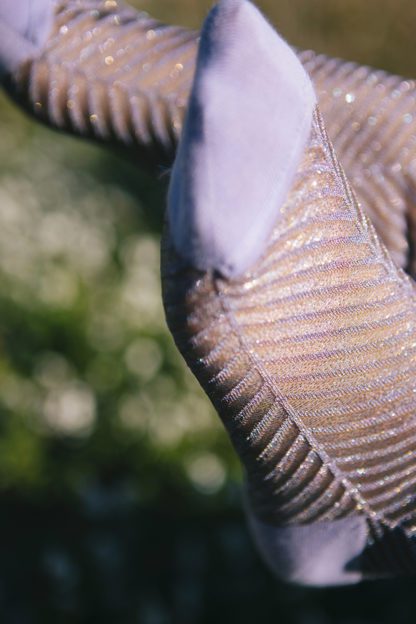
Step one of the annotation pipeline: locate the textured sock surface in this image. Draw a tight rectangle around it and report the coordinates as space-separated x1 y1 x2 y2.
299 50 416 273
162 101 416 578
6 0 199 166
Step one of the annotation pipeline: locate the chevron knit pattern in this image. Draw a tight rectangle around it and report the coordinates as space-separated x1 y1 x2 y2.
162 109 416 575
299 50 416 274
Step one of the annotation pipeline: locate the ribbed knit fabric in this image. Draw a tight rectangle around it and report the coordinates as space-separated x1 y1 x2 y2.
162 107 416 579
4 0 416 268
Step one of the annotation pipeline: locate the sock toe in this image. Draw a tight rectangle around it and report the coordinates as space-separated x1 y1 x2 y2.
168 0 316 278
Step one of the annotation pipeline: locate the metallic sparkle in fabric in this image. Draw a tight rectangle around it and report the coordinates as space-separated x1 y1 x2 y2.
162 110 416 574
6 0 416 269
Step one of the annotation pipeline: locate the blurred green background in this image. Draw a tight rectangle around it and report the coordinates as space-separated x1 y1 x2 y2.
1 1 416 622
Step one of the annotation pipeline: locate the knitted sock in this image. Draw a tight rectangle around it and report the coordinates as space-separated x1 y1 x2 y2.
4 0 416 585
162 0 416 586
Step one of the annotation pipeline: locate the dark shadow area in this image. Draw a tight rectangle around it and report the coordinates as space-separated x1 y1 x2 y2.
0 489 415 624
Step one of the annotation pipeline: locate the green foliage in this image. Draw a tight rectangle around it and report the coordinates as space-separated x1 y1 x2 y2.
0 92 240 504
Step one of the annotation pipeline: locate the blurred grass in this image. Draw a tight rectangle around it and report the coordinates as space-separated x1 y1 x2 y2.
1 0 416 623
0 95 238 502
